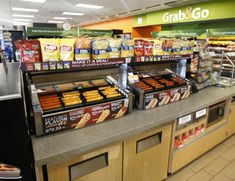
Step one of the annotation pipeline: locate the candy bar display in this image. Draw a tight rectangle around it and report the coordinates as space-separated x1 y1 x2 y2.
31 78 130 136
129 70 190 110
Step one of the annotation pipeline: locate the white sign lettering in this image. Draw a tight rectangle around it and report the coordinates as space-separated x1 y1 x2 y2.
163 6 210 23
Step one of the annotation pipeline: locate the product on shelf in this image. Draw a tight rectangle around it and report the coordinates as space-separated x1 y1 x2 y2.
59 38 76 61
15 39 41 62
129 71 190 110
152 39 163 55
92 38 109 59
55 83 75 92
75 38 91 60
134 39 145 56
108 39 122 58
39 39 60 61
143 40 153 56
39 94 62 111
121 40 134 58
62 91 82 106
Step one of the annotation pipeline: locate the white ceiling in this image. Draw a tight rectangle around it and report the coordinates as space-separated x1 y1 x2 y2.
0 0 207 27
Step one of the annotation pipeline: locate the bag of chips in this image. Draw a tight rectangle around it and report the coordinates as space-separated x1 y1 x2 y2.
60 38 75 61
152 39 163 56
39 39 60 61
134 39 145 56
75 38 91 60
121 40 134 58
108 39 121 58
92 38 109 59
15 39 41 62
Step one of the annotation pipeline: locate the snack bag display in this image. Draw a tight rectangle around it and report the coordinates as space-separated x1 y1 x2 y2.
39 39 60 61
92 38 109 59
152 39 163 56
15 39 41 62
172 39 181 55
75 38 91 60
108 39 122 58
121 40 134 58
143 40 153 56
134 39 144 56
163 38 173 55
60 38 75 61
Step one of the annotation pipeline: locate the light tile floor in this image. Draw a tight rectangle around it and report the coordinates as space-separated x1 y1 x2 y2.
166 134 235 181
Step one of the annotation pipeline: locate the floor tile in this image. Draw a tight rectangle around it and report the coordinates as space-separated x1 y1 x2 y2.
222 135 235 148
221 145 235 161
207 144 228 159
166 167 194 181
187 154 214 173
222 160 235 179
203 157 229 176
210 173 232 181
187 170 211 181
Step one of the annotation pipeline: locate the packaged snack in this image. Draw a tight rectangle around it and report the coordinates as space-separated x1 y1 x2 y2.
108 39 122 58
163 39 173 55
143 40 153 56
15 39 41 62
172 39 181 55
152 39 163 56
39 39 60 61
92 38 109 59
121 40 134 58
134 39 144 56
60 38 75 61
75 38 91 60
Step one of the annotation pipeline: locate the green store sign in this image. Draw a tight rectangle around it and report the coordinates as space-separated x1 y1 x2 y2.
27 27 113 37
133 0 235 27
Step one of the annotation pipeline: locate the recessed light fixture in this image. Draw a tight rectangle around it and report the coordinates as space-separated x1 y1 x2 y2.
62 12 84 16
54 17 72 20
13 18 32 22
18 0 46 3
47 20 64 23
13 21 29 25
76 3 103 9
13 14 35 18
12 7 39 12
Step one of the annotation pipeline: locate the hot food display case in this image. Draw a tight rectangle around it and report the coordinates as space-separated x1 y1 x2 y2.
128 63 191 110
24 67 132 136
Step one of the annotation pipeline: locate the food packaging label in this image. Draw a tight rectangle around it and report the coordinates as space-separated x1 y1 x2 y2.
39 39 60 61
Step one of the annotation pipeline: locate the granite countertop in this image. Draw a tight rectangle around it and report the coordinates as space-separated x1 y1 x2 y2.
32 86 235 166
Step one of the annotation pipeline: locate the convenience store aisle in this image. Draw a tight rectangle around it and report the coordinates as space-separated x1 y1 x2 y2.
167 135 235 181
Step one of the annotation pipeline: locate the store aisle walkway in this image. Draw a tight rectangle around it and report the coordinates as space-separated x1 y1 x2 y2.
166 135 235 181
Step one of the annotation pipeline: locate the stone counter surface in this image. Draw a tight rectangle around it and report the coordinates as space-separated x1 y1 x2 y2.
32 87 235 166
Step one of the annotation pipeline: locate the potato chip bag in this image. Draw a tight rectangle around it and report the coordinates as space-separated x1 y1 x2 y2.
92 38 109 59
75 38 91 60
39 39 60 61
60 38 75 61
108 39 121 58
121 40 134 58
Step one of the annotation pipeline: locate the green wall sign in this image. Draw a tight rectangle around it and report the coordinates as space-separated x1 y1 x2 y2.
27 27 113 37
133 0 235 27
208 28 235 37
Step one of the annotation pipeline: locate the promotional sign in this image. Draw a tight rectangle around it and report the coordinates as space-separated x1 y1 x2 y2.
133 0 235 26
27 27 113 37
208 28 235 37
42 99 129 135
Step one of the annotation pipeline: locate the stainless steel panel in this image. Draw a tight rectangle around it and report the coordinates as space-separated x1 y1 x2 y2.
136 132 162 153
69 153 108 180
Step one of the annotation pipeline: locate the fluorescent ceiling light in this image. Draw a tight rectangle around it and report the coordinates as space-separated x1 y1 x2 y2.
76 3 103 9
47 20 64 23
13 21 29 25
13 18 32 22
62 12 84 16
18 0 46 3
54 17 72 20
12 7 39 12
13 14 34 18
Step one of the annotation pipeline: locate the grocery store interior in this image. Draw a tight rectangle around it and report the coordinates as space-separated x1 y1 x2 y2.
1 0 235 180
